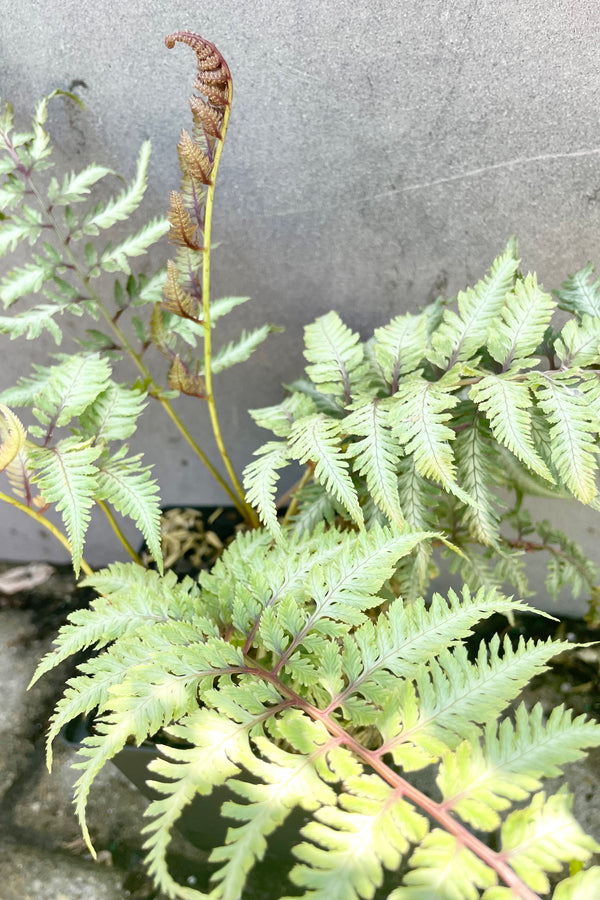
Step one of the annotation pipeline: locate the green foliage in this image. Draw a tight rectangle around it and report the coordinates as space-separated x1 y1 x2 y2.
0 81 270 565
33 524 600 899
248 241 600 606
0 353 162 575
4 36 600 900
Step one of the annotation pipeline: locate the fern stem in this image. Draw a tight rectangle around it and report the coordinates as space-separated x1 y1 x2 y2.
201 91 259 529
248 662 543 900
0 491 93 576
96 499 143 565
10 153 251 522
93 301 250 518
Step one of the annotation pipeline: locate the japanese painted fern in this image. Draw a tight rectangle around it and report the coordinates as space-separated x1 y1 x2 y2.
32 523 600 899
1 28 599 900
246 243 600 610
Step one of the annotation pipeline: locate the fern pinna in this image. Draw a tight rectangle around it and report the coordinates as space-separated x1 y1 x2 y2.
32 524 600 899
246 243 600 613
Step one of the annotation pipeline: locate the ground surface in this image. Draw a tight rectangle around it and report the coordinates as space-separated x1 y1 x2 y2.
0 562 599 899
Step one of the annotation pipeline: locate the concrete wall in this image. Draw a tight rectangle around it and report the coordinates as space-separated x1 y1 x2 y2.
1 1 600 611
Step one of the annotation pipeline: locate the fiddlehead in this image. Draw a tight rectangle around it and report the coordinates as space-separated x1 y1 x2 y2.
164 32 258 524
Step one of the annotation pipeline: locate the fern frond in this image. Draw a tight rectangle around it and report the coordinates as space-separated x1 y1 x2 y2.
554 314 600 367
278 526 436 664
290 481 342 535
100 217 169 275
393 455 439 601
77 382 147 442
95 448 162 568
497 789 599 894
556 263 600 320
249 392 317 438
388 374 472 505
333 587 522 718
429 241 519 367
373 312 428 390
210 295 251 322
536 520 599 600
454 412 502 546
0 173 26 210
0 362 54 407
31 353 112 431
303 312 365 401
487 274 556 370
0 257 55 307
287 413 364 527
31 564 209 685
288 777 428 900
47 163 114 206
383 634 572 770
142 706 259 898
438 703 600 832
527 371 599 503
27 437 100 574
470 375 553 481
243 441 291 535
390 828 497 899
210 719 340 900
0 207 43 256
80 140 152 233
345 398 405 525
128 267 168 306
0 302 66 343
207 324 278 374
74 663 219 854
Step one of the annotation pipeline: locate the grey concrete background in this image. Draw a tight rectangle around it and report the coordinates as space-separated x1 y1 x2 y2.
1 1 600 612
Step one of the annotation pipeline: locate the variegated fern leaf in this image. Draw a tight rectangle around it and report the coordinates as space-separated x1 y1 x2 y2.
245 242 600 609
0 352 162 573
32 523 600 899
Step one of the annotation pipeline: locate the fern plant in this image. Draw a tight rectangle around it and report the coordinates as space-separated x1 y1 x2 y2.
32 524 600 899
0 35 273 571
0 28 599 900
245 245 600 610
